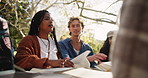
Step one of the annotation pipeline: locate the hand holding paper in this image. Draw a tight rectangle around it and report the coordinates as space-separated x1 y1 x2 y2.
71 50 91 68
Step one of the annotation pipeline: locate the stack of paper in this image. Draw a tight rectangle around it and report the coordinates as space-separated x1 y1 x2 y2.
63 68 113 78
96 62 112 72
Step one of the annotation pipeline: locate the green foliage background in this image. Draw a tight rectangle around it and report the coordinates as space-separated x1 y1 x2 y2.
0 0 106 52
0 0 30 49
60 32 104 53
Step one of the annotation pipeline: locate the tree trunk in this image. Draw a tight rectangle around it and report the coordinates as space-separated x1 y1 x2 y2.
111 0 148 78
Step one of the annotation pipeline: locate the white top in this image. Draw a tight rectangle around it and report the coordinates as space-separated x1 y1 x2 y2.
74 48 80 55
37 36 58 60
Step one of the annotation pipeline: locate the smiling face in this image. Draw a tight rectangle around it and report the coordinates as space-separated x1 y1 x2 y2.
69 20 83 37
39 12 53 34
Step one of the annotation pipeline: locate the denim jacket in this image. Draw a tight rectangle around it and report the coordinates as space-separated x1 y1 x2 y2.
58 38 96 67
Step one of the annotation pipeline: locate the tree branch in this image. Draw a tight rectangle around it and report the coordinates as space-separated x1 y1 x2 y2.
29 0 36 17
80 15 116 24
6 0 12 6
79 1 84 16
55 0 117 17
104 0 122 11
14 0 18 27
13 1 25 37
76 0 117 24
55 0 83 5
44 0 58 10
9 22 15 27
34 0 42 10
75 0 84 8
19 29 25 37
62 0 75 5
81 7 117 16
10 22 25 37
55 0 75 5
0 4 6 12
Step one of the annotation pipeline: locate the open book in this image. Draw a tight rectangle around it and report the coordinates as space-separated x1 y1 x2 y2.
95 62 112 72
63 68 113 78
71 50 91 68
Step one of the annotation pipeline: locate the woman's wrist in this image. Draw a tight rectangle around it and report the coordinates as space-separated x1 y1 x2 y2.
87 56 95 62
43 59 74 68
46 60 63 68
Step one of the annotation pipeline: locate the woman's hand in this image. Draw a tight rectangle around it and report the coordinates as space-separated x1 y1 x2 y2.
87 53 107 63
63 59 74 67
45 59 74 68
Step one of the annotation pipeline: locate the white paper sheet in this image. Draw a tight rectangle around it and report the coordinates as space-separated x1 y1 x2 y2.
71 50 90 68
102 61 112 66
63 68 113 78
29 68 72 73
95 61 112 72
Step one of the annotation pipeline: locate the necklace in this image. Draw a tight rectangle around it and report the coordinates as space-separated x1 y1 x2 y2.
38 37 50 59
39 38 50 48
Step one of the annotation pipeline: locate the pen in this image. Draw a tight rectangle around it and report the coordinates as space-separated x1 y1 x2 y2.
65 57 69 60
61 57 69 67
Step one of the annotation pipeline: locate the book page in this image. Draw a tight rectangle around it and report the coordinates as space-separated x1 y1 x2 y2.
63 68 113 78
29 68 72 73
95 61 112 72
71 50 90 68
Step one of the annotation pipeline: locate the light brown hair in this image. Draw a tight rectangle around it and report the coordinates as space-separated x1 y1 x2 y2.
68 17 84 35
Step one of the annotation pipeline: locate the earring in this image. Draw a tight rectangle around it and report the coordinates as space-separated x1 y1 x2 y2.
38 27 39 31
